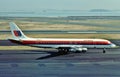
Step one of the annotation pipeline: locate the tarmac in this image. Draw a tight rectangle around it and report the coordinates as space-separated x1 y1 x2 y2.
0 40 120 77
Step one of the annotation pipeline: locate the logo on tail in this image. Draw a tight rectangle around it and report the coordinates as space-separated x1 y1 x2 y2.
13 30 22 37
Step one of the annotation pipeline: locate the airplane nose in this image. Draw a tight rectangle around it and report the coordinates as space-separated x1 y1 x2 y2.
111 43 116 47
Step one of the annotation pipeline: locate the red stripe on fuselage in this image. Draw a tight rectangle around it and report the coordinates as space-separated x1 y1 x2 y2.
20 40 111 45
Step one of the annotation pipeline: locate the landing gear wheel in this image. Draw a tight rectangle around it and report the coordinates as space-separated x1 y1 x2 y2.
75 51 81 53
58 49 69 54
82 50 87 53
103 48 106 53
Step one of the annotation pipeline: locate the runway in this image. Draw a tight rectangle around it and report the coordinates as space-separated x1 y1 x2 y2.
0 61 120 77
0 48 120 61
0 48 120 77
0 40 120 77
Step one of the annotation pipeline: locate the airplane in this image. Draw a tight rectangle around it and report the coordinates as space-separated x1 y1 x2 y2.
8 22 116 54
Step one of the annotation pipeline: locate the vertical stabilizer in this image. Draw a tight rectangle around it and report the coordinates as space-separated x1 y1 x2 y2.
9 22 28 39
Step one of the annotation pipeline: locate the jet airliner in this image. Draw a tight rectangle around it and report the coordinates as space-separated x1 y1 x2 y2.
8 22 116 54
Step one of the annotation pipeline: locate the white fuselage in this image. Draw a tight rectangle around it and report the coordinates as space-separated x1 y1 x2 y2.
14 38 116 49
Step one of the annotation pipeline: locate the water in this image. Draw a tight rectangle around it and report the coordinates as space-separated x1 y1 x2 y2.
0 10 120 17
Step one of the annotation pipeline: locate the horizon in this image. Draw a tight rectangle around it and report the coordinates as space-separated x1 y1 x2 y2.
0 0 120 12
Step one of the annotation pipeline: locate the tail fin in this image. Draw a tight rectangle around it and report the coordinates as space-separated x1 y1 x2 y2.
9 22 28 39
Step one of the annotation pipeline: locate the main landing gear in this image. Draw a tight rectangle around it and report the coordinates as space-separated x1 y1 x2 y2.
103 48 106 53
58 48 69 54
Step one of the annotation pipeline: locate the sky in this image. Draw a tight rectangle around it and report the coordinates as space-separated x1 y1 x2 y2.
0 0 120 11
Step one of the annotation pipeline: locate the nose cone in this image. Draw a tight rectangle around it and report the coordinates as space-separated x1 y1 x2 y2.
111 43 116 48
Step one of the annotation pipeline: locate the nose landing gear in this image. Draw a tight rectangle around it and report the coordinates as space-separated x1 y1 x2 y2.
103 48 106 53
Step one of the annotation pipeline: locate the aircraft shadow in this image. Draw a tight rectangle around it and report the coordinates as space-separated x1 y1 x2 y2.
36 51 68 60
